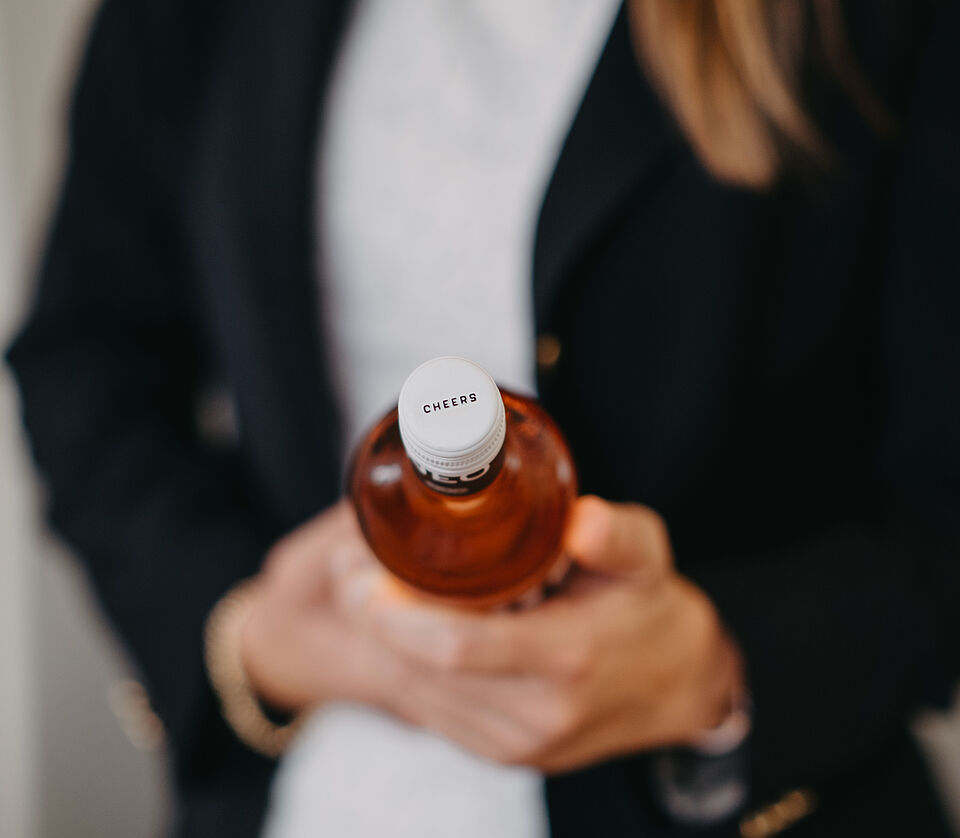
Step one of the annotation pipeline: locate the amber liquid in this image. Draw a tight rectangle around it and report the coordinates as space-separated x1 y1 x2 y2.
349 389 578 608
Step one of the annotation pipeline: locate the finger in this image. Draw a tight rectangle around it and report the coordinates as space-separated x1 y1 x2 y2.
325 531 380 580
265 499 353 569
392 668 544 765
331 564 395 612
564 495 673 583
362 596 573 676
533 702 681 774
264 501 378 604
430 669 567 742
400 689 537 766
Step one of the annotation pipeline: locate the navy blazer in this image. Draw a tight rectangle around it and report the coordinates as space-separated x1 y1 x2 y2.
7 0 960 835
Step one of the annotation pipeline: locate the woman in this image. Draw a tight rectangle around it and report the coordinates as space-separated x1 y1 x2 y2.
7 0 959 836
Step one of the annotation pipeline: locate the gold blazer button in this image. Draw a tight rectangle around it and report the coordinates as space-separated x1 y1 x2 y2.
536 334 562 372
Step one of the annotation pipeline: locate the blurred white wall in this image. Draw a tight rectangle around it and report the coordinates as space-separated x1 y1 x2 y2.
0 40 38 838
0 0 169 836
0 2 958 837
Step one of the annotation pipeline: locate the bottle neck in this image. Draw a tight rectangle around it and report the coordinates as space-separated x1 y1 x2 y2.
397 357 508 495
410 440 506 496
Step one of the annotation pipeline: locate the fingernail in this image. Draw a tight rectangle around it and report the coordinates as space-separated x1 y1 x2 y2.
546 555 571 586
515 586 544 610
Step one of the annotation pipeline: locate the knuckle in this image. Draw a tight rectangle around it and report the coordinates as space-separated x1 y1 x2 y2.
262 544 298 588
433 627 474 670
556 637 595 682
538 693 580 741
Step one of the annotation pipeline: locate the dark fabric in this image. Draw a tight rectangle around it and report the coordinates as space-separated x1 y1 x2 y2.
547 731 955 838
6 0 959 836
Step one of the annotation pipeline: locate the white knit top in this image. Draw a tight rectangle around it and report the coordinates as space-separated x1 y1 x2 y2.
262 2 620 836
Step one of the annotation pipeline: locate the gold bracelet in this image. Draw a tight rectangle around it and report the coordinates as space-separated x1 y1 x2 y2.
204 578 305 758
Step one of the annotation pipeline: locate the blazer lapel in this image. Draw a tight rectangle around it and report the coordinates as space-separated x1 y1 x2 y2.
191 0 672 520
533 3 675 328
191 0 352 522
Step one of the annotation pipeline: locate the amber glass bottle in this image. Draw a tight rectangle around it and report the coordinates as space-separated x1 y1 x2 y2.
349 356 577 608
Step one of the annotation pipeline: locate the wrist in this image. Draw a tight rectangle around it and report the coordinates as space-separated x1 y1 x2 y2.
688 627 750 753
205 578 306 757
238 586 298 712
651 627 752 826
667 580 749 747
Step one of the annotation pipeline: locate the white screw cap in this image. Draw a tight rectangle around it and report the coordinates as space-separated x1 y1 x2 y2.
397 356 506 482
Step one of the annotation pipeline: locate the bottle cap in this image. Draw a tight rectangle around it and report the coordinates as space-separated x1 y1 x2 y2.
397 356 506 491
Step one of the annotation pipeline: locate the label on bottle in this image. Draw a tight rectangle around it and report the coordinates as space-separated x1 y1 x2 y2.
411 443 506 495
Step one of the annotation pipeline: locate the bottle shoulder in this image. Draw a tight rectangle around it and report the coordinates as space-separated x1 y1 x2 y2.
350 390 575 495
349 390 577 606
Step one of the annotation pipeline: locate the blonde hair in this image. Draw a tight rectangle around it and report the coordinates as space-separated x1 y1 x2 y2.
629 0 890 188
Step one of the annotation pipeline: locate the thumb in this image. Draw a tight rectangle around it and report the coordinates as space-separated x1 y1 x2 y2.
564 495 673 583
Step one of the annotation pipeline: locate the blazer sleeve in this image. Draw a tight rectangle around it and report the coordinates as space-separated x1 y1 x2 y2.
5 0 278 789
687 0 960 805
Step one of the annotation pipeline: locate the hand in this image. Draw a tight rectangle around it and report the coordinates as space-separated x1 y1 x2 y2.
354 496 746 772
239 500 404 712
